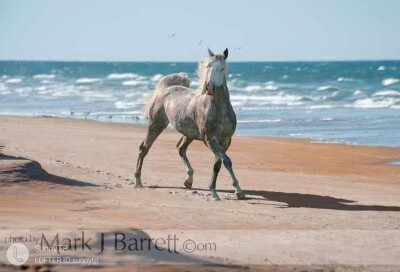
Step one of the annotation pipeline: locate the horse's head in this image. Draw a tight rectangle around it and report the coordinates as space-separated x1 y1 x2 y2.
200 47 228 95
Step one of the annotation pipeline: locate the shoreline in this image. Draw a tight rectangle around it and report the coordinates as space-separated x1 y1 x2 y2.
1 113 400 149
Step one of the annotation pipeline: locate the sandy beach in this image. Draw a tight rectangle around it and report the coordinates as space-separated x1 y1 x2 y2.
1 115 400 271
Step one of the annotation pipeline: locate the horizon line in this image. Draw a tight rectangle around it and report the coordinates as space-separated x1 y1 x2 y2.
1 58 400 63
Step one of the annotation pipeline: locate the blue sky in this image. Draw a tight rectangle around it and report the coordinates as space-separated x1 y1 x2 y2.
1 0 399 61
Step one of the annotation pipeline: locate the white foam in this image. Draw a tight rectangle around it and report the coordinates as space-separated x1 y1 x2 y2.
382 78 400 86
245 85 265 92
41 80 51 84
377 66 386 71
115 101 139 109
231 93 303 105
264 82 278 91
353 90 363 95
238 119 282 123
76 78 101 83
151 74 163 81
306 105 336 109
5 78 22 84
36 86 47 91
337 77 354 82
317 85 339 91
373 90 400 96
350 98 397 108
108 73 141 79
33 74 56 79
122 80 144 86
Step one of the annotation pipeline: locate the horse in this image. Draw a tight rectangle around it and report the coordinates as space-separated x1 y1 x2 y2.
133 48 245 200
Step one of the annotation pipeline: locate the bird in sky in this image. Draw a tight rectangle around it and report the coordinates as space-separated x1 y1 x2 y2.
234 47 243 51
198 40 202 46
169 33 176 38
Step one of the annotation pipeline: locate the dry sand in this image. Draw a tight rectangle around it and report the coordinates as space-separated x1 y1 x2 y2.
0 116 399 271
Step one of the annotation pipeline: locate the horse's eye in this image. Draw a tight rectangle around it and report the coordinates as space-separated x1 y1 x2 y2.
221 68 225 71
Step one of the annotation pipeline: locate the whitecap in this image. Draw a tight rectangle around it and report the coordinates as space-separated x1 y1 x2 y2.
231 93 303 105
5 78 22 84
122 80 144 86
33 74 56 79
337 77 354 82
151 74 163 81
317 85 339 91
238 119 282 123
36 86 47 91
353 90 363 95
115 101 139 109
108 73 141 79
245 85 265 92
382 78 400 86
350 98 397 108
264 82 278 91
41 80 51 84
373 90 400 96
377 66 386 71
306 105 336 109
76 78 101 83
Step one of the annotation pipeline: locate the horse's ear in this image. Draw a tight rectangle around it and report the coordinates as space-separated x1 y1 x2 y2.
223 48 228 59
207 47 215 57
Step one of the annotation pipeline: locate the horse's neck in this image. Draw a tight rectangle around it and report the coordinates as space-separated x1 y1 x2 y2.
212 79 230 104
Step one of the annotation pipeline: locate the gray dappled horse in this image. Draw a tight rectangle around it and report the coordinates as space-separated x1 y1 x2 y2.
134 48 245 200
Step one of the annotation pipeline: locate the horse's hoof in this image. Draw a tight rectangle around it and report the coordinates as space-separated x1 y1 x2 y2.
236 191 246 200
184 180 192 189
212 195 220 201
134 183 144 188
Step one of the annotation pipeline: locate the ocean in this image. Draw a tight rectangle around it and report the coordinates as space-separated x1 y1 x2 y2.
0 61 399 146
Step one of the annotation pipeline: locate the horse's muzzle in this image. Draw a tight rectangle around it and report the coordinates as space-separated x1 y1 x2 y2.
206 83 215 95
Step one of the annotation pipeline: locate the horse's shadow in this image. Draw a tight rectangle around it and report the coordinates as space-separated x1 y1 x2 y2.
0 154 98 187
149 186 400 212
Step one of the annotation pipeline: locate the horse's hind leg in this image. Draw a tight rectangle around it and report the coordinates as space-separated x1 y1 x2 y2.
134 119 168 188
176 136 194 189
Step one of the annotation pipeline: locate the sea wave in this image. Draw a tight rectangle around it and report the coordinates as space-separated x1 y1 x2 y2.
353 90 363 95
238 119 282 123
5 78 23 84
108 73 141 79
231 93 303 105
151 74 163 81
317 85 339 91
115 101 140 109
33 74 56 79
245 85 265 92
122 80 145 86
377 66 386 71
382 78 400 86
350 98 397 108
373 90 400 96
337 77 354 82
76 78 101 83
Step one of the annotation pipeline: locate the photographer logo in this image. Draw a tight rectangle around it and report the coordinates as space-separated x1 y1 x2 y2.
6 243 29 265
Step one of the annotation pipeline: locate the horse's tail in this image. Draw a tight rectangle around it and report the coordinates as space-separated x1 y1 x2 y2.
144 73 191 118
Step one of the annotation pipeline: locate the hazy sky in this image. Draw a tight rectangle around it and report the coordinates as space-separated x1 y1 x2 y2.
1 0 399 61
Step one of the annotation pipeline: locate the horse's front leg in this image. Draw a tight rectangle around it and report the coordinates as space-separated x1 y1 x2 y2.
209 155 222 200
206 138 246 200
